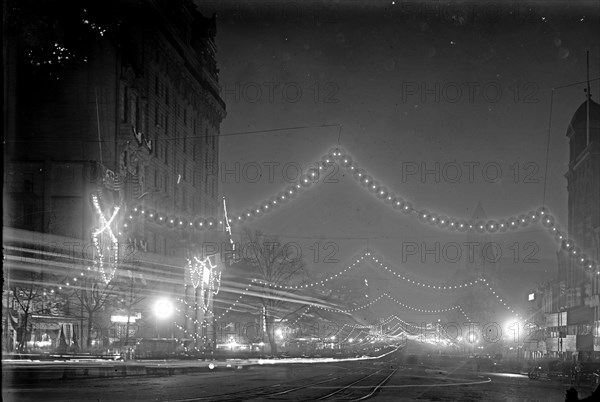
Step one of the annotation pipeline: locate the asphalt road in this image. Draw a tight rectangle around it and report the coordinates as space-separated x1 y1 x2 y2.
3 360 598 401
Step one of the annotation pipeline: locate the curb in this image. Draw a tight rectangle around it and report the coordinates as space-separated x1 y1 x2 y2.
2 362 248 384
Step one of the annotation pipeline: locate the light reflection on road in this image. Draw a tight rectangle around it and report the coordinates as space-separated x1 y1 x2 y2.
480 372 528 379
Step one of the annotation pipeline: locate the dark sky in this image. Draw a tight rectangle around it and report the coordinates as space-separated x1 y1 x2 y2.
196 1 600 324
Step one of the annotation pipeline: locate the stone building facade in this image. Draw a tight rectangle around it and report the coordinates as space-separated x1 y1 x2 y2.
3 0 226 355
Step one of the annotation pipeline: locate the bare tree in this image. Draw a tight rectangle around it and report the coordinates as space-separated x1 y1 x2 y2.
69 274 115 349
10 273 43 352
241 229 307 355
9 271 59 352
115 270 146 348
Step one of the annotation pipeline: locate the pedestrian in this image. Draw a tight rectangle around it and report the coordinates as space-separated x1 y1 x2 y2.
570 360 582 387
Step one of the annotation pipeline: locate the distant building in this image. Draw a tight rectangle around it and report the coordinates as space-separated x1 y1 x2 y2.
564 94 600 359
542 94 600 361
4 0 226 355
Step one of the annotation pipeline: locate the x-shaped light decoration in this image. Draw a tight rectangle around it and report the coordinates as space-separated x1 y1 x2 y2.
91 193 120 284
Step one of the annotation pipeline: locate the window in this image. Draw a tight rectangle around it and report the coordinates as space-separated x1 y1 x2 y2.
165 87 169 105
123 86 129 122
154 167 158 189
154 104 159 126
155 76 159 96
183 108 187 126
135 95 141 130
183 161 187 181
164 173 169 194
120 84 126 122
165 113 169 135
165 143 169 165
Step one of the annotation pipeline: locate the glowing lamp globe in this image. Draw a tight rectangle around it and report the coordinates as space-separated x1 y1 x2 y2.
154 299 174 319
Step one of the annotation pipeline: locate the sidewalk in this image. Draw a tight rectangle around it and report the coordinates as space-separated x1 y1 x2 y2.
2 358 253 383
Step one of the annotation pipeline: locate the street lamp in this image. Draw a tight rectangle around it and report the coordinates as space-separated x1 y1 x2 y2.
153 298 174 338
466 331 479 356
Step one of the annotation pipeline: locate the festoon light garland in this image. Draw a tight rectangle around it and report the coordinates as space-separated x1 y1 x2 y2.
177 249 519 348
124 146 597 274
174 250 514 344
254 253 367 290
366 252 522 321
310 292 464 315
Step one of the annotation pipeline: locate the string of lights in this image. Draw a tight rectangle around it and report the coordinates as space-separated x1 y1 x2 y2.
116 146 598 276
368 252 485 290
254 253 367 290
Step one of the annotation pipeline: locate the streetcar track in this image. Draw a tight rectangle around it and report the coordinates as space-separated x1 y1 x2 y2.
349 368 398 401
162 373 330 401
163 363 401 401
163 368 374 401
268 376 345 396
317 369 386 400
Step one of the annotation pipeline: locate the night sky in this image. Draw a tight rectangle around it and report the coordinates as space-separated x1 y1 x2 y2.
196 1 600 323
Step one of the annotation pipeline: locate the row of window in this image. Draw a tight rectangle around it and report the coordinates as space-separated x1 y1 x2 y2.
148 165 216 212
123 76 216 160
153 72 217 149
149 154 215 192
546 323 594 337
121 85 144 131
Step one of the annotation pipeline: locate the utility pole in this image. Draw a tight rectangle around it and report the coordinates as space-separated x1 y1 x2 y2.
586 50 591 146
4 267 10 352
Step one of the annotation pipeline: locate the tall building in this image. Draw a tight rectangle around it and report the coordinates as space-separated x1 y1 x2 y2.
541 92 600 361
4 0 226 355
563 92 600 359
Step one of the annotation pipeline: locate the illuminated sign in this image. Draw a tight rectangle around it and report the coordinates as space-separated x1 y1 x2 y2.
111 313 141 323
529 293 535 301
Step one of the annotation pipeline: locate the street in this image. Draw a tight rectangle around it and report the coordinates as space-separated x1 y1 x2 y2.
3 2 600 402
4 356 598 401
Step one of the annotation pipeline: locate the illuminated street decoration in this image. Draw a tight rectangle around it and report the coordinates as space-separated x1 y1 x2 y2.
254 254 365 289
255 251 482 291
187 255 222 312
223 197 235 256
311 292 463 315
178 248 520 345
91 193 120 284
173 245 522 344
123 146 597 275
